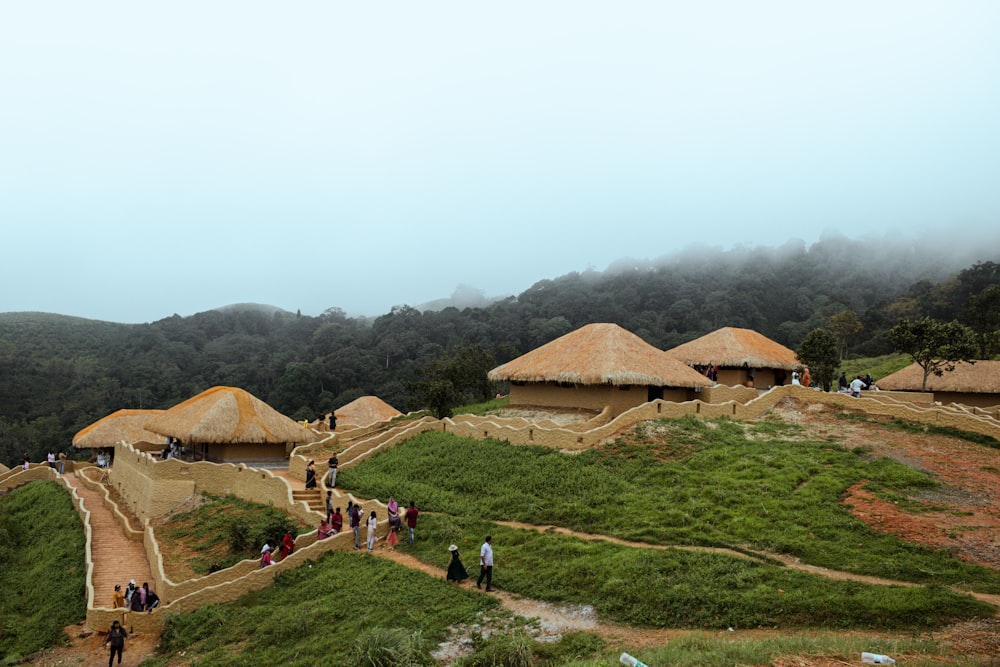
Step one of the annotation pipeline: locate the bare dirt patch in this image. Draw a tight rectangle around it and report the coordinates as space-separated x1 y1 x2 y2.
770 397 1000 570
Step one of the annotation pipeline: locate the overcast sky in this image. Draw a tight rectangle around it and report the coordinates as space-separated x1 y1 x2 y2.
2 2 999 323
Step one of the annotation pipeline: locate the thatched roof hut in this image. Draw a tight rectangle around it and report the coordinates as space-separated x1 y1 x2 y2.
665 327 799 388
488 323 712 415
145 386 315 462
73 409 165 449
335 396 403 429
877 361 1000 408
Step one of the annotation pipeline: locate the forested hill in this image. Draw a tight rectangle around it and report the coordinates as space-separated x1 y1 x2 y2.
2 237 998 467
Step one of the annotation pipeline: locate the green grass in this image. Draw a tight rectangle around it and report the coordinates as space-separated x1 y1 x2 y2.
147 551 501 666
454 396 510 416
156 494 312 576
841 354 911 381
403 514 992 630
0 481 86 661
340 418 1000 594
561 633 962 667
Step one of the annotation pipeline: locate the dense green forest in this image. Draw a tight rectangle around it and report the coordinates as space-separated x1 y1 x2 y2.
2 237 998 467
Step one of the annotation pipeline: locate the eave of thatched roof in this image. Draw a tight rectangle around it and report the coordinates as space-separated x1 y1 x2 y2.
73 409 166 449
877 361 1000 393
145 386 316 445
665 327 799 370
488 323 713 388
335 396 402 427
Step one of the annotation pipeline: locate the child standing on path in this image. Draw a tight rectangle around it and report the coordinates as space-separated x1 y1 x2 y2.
385 522 399 551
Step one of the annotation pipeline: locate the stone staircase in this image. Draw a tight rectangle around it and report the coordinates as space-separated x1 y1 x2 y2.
66 472 153 609
291 488 324 513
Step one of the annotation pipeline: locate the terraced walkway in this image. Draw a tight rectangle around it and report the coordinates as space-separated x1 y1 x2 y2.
65 470 153 609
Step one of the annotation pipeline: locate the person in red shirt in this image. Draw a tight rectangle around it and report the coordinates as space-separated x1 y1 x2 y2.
331 507 343 533
280 530 295 559
404 501 419 545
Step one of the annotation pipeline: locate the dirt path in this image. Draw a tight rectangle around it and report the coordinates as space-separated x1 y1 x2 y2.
495 520 1000 608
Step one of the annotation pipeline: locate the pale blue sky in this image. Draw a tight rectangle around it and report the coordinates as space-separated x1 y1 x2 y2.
2 2 999 323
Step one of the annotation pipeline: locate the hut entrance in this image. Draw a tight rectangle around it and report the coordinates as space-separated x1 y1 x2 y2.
647 386 664 402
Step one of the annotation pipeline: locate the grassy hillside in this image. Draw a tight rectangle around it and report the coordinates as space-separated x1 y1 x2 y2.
0 481 86 660
341 419 1000 595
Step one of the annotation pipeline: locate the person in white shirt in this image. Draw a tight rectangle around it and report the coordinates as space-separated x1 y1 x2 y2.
476 536 494 592
849 376 867 398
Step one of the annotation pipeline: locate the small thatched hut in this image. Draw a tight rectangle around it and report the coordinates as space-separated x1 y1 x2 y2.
335 396 403 429
488 323 713 416
877 361 1000 408
145 386 315 464
665 327 799 388
73 409 166 452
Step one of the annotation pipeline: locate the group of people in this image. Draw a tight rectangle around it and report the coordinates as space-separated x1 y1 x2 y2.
112 579 159 613
345 496 419 552
22 450 69 472
446 535 495 592
791 366 812 387
839 372 877 397
160 437 183 460
260 530 299 567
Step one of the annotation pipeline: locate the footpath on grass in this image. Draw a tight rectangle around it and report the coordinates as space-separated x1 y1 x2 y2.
493 520 1000 609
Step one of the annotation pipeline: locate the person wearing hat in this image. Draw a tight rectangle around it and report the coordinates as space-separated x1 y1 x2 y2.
104 619 128 667
124 580 138 608
446 544 468 582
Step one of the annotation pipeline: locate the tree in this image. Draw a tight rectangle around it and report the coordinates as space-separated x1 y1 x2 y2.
827 310 863 360
889 318 979 391
965 284 1000 358
796 328 840 391
408 344 497 418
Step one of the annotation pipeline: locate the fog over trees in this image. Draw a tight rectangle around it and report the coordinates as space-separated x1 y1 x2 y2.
2 235 998 466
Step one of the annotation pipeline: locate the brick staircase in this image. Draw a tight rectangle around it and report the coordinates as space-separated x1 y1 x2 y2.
66 472 153 608
292 488 324 513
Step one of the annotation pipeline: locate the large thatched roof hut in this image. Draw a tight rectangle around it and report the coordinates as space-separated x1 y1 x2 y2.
488 323 712 416
665 327 799 388
335 396 403 429
877 361 1000 408
145 386 315 463
73 409 165 450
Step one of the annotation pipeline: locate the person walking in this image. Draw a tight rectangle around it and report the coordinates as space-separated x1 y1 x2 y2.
476 536 494 592
446 544 468 582
260 544 273 567
104 620 128 667
280 530 296 559
327 454 338 487
404 501 419 545
304 460 317 489
385 522 399 551
349 502 361 550
325 491 334 522
58 451 67 474
366 510 378 552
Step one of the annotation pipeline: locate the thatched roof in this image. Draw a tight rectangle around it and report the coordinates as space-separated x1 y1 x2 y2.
665 327 799 370
335 396 403 427
145 386 316 445
488 323 713 388
73 409 166 449
877 361 1000 393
